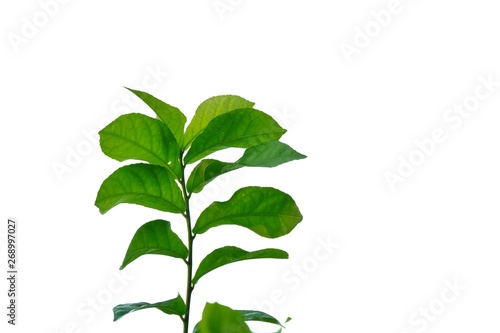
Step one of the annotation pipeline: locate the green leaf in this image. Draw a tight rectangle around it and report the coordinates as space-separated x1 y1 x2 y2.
236 140 306 167
95 163 185 214
113 294 186 321
192 246 288 285
99 113 181 178
184 108 286 164
193 312 287 333
193 187 302 238
187 141 306 193
187 159 237 194
198 303 251 333
184 95 254 149
239 310 285 327
126 87 186 146
120 220 188 270
193 310 289 333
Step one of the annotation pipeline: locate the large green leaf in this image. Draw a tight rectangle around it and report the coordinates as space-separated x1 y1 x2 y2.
183 95 254 149
184 108 286 164
120 220 188 269
99 113 181 178
193 311 286 333
126 87 186 146
187 141 306 193
236 140 306 167
95 163 185 214
113 294 186 321
198 303 251 333
192 246 288 285
193 187 302 238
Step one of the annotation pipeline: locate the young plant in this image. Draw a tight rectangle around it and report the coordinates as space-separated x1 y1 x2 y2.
94 88 306 333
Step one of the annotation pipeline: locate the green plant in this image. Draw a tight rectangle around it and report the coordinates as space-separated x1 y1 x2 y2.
94 88 306 333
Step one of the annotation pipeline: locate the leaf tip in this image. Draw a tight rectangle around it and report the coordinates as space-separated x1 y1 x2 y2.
96 204 107 215
112 307 121 322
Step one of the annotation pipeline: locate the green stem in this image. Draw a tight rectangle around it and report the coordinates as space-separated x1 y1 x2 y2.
180 155 194 333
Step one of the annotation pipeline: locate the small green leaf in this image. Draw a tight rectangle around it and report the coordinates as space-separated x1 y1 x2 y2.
193 187 302 238
95 163 185 214
193 246 288 285
184 109 286 164
187 141 306 193
113 294 186 321
184 95 254 149
239 310 285 327
126 87 186 146
199 303 251 333
99 113 181 178
120 220 188 269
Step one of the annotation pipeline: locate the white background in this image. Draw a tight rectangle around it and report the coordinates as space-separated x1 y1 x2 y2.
1 0 500 332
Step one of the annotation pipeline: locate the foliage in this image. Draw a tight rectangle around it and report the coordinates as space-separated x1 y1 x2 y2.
95 89 305 333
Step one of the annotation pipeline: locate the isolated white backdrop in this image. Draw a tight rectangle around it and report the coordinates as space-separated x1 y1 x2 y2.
1 0 500 332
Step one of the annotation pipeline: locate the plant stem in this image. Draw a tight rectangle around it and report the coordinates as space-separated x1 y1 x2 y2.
180 155 194 333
